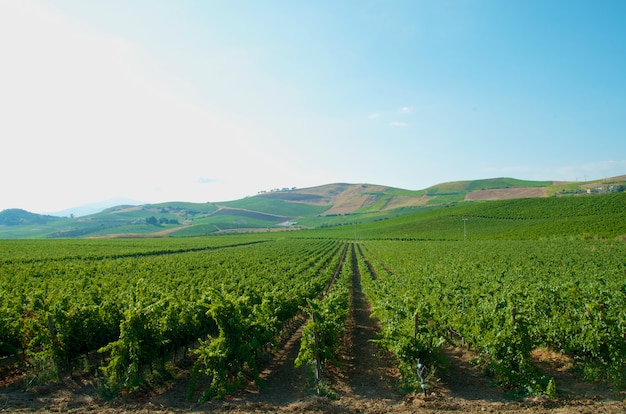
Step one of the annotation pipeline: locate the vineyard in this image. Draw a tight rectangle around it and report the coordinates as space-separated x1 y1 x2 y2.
357 240 626 394
1 195 625 412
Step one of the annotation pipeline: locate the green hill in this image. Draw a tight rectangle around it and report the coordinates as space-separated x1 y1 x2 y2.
0 209 60 226
1 175 624 238
304 192 626 241
425 177 552 194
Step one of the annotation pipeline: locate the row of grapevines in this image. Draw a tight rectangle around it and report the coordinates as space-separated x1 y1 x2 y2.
188 240 348 400
0 238 343 397
0 234 268 264
355 243 443 393
295 243 351 396
99 238 344 396
358 240 626 395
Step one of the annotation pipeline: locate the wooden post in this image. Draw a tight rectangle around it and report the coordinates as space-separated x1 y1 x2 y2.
312 311 321 395
47 314 57 337
461 298 465 347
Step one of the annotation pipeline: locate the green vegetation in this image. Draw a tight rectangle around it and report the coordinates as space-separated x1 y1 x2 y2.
1 175 624 239
1 177 625 401
305 193 626 241
295 244 351 396
358 240 626 394
425 177 553 196
220 197 328 217
0 237 343 397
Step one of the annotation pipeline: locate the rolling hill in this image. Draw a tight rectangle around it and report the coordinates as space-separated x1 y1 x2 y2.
1 175 625 239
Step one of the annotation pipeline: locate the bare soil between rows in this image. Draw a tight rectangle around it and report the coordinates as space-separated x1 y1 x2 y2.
1 254 624 413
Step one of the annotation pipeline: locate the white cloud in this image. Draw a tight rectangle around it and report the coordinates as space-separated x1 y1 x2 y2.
197 177 217 184
390 121 408 127
369 107 412 121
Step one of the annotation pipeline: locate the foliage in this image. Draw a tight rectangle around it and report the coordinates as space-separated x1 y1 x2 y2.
295 248 351 395
0 237 342 396
305 192 626 240
192 289 275 399
360 240 626 394
1 193 624 401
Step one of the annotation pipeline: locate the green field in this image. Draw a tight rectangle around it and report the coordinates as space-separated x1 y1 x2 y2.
302 192 626 241
0 192 624 400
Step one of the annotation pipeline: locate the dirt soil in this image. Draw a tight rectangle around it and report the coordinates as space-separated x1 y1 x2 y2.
465 187 548 201
1 272 624 413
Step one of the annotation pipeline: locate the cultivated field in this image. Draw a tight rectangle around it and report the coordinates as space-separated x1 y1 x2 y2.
1 233 624 413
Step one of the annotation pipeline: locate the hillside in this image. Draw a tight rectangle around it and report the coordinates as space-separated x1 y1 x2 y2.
307 192 626 241
0 209 60 226
1 175 625 238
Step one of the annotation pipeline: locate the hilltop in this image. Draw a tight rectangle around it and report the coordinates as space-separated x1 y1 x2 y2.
1 175 624 239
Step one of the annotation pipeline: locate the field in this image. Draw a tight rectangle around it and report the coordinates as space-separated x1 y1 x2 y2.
1 193 625 413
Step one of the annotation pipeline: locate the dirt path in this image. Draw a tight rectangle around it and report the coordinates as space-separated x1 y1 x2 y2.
206 242 405 413
222 315 309 409
322 244 404 411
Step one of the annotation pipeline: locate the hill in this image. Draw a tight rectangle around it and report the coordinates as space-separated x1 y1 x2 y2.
308 192 626 241
0 209 60 226
1 175 625 238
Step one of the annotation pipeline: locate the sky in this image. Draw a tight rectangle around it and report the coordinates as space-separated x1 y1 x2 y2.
1 0 625 214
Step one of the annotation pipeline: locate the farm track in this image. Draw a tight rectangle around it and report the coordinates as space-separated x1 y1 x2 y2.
327 244 403 405
204 242 405 412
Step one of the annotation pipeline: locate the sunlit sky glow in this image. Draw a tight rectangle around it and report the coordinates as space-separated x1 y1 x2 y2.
1 0 625 214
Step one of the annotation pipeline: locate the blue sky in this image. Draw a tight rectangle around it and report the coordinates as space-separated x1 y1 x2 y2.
1 0 625 213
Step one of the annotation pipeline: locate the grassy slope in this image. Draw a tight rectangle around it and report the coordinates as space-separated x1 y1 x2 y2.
301 192 626 241
1 175 624 238
425 177 553 195
219 197 328 217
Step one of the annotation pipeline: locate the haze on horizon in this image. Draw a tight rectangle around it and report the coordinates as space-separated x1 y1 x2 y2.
1 0 625 214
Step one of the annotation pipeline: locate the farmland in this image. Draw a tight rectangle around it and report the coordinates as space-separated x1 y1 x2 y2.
2 176 625 239
0 192 625 412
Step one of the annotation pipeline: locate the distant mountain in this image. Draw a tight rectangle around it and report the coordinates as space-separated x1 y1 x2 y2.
1 175 624 239
47 198 144 217
0 209 61 226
